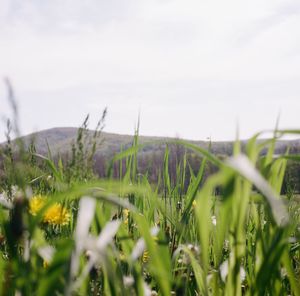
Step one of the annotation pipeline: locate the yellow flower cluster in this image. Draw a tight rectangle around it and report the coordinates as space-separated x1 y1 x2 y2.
123 208 129 225
29 195 44 215
29 195 70 226
43 203 70 225
142 236 158 264
142 250 149 263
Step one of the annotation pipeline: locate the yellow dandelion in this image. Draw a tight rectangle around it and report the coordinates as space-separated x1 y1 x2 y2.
123 208 129 217
29 195 70 226
123 208 129 225
43 203 70 226
142 250 149 263
29 195 46 215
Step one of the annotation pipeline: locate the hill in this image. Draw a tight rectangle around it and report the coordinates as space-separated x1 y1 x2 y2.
1 127 300 192
2 127 300 158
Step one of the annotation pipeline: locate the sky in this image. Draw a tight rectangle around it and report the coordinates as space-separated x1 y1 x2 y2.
0 0 300 142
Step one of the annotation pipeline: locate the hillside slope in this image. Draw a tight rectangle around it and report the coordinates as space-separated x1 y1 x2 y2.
1 127 300 159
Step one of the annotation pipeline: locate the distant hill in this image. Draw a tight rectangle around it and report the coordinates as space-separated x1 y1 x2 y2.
1 127 300 192
1 127 300 159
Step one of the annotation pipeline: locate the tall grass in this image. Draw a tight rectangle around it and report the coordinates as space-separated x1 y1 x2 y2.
0 87 299 295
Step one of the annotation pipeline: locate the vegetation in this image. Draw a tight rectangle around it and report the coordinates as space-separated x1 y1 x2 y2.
0 89 299 295
2 127 300 194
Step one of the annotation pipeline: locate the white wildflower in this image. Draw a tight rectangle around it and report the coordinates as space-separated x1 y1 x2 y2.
211 215 217 226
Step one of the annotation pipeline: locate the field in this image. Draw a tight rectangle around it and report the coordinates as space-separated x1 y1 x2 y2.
0 123 300 296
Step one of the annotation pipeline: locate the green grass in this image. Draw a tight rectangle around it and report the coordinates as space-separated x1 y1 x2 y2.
0 126 300 296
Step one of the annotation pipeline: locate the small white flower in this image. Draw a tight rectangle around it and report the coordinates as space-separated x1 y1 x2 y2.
211 215 217 226
220 260 229 282
143 282 152 296
187 244 200 254
220 259 246 283
288 237 297 243
123 276 134 287
223 240 229 250
240 266 246 282
0 194 13 209
38 245 55 263
281 267 287 279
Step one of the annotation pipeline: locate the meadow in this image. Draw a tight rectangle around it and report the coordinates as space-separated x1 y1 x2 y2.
0 112 300 295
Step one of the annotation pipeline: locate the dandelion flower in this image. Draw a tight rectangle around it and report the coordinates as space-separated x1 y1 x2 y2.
43 203 70 226
142 250 149 263
123 208 129 225
29 195 70 226
29 195 46 215
123 208 129 217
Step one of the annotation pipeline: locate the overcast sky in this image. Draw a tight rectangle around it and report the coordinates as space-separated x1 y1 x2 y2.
0 0 299 142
